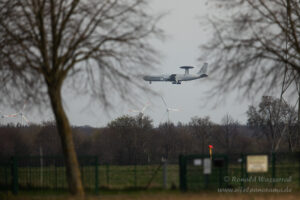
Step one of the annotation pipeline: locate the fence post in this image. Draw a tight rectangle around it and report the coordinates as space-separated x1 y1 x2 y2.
225 155 228 187
272 153 276 187
29 164 32 188
95 156 99 194
163 159 168 189
298 152 300 187
179 155 187 191
134 163 137 188
240 154 244 188
11 156 18 195
106 164 110 187
55 160 58 191
5 164 8 188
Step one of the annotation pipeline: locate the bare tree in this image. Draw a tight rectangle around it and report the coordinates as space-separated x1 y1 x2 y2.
247 96 298 152
0 0 163 195
200 0 300 111
220 114 239 154
107 114 153 164
189 116 213 154
158 122 178 160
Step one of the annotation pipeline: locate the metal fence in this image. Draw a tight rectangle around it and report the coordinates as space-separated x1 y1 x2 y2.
0 156 177 194
179 152 300 191
1 152 299 194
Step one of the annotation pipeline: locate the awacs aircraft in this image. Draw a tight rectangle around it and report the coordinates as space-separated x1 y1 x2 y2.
143 63 208 84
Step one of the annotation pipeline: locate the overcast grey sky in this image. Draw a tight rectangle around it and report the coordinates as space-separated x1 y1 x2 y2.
62 0 255 127
1 0 258 127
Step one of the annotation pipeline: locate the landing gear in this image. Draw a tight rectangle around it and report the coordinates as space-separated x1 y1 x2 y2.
149 81 152 84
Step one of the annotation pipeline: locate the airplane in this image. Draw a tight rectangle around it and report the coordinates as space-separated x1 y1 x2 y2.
143 63 208 84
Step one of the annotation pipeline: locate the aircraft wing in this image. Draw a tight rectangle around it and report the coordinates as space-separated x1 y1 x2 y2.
168 74 176 82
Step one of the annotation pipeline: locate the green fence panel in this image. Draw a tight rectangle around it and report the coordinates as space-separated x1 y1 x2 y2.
179 154 228 191
179 152 300 191
0 156 173 192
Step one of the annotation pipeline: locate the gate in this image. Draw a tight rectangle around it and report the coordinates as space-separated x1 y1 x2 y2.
179 154 228 190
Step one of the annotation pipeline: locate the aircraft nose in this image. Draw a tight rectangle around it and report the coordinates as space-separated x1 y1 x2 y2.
143 76 149 81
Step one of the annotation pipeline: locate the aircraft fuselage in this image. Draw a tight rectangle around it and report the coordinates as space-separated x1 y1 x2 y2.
143 63 208 84
143 73 207 84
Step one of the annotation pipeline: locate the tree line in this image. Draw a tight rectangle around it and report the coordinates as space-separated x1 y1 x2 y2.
1 96 299 164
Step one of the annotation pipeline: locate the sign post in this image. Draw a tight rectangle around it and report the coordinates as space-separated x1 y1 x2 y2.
247 155 268 173
203 158 211 188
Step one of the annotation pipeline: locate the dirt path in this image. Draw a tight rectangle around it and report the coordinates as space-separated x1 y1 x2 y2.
2 192 300 200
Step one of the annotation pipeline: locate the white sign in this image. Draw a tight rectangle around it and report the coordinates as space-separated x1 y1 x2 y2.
193 159 202 166
203 158 212 174
247 155 268 173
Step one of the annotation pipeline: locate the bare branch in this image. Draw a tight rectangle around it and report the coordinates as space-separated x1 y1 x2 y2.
200 0 300 99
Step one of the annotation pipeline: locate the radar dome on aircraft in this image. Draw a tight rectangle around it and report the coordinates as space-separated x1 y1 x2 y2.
180 66 194 74
180 66 194 69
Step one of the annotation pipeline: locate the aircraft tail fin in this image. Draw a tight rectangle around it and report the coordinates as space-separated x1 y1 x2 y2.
197 62 208 75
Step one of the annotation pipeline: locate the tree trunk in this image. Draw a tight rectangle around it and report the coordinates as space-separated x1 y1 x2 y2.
48 85 84 196
288 133 293 152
